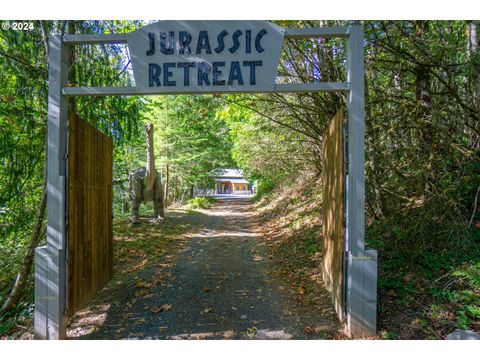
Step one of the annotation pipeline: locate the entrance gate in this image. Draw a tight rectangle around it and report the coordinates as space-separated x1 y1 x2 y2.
34 21 377 339
67 114 113 318
322 107 346 322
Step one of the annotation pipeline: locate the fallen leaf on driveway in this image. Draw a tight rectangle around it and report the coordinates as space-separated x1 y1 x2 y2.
201 308 213 314
254 256 264 261
136 280 153 289
203 287 210 293
129 332 144 338
304 326 315 334
135 288 149 297
223 330 234 339
246 327 257 339
151 304 172 313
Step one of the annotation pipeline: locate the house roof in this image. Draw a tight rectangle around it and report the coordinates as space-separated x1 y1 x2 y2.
215 178 249 184
215 168 244 178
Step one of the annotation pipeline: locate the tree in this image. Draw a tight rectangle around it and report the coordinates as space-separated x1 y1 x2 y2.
143 95 235 202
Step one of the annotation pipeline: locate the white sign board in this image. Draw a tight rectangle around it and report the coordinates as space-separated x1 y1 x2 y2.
127 20 285 93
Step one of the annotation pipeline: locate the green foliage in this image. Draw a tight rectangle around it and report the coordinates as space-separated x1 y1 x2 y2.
254 178 277 200
141 95 235 204
380 331 400 340
450 262 480 328
452 262 480 287
218 96 314 183
457 310 469 330
466 305 480 319
0 21 49 298
187 196 217 210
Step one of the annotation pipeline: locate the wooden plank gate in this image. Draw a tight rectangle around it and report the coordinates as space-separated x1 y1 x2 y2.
66 114 113 318
322 107 346 322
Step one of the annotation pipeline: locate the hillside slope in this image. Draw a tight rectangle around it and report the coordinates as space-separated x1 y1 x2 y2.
255 173 480 339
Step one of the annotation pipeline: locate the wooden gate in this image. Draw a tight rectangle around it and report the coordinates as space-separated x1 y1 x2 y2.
67 114 113 318
322 107 345 322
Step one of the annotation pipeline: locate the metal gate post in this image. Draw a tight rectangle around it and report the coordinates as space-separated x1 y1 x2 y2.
345 25 378 338
34 35 69 340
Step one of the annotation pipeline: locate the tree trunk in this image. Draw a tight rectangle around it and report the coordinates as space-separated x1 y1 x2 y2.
68 21 78 115
414 21 434 194
145 123 156 191
416 61 434 195
190 185 194 199
364 70 385 219
119 181 130 213
1 187 47 313
172 176 178 201
39 21 49 58
164 163 169 207
467 21 479 149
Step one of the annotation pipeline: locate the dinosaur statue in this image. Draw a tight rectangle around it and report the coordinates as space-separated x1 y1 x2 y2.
129 123 165 223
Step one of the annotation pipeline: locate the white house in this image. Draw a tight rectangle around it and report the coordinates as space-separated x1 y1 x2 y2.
214 168 251 195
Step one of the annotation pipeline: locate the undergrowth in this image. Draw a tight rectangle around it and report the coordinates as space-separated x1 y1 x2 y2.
187 196 217 209
258 171 480 339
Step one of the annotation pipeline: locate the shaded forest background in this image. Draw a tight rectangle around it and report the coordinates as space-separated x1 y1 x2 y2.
0 20 478 339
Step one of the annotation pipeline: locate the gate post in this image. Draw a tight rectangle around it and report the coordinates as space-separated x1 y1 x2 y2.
344 25 378 338
34 35 69 340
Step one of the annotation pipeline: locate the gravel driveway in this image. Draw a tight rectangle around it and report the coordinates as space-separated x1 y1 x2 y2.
67 198 341 340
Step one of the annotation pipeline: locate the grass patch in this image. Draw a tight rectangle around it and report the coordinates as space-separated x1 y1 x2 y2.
187 196 217 209
113 214 193 275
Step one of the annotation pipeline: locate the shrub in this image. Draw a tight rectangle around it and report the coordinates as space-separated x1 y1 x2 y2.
254 178 276 199
187 196 217 209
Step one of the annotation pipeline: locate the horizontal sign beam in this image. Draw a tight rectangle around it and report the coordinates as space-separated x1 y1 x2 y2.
61 24 351 96
62 26 350 45
63 34 128 45
284 27 349 39
62 82 350 97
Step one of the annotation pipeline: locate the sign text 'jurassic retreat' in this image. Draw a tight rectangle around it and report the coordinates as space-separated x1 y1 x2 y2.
127 21 285 93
